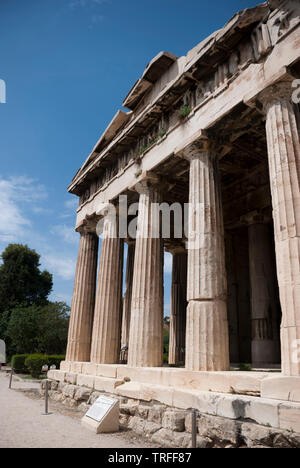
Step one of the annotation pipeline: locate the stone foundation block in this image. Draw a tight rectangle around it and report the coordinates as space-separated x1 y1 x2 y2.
60 361 71 372
70 362 84 374
65 373 77 385
63 398 79 408
240 422 273 448
49 391 64 403
137 405 151 419
151 429 190 448
82 363 98 376
148 405 166 424
120 414 130 427
77 374 95 389
74 386 92 402
261 376 300 403
129 417 161 437
96 364 118 379
198 414 241 447
116 381 173 406
62 385 77 399
162 411 185 432
272 433 293 448
120 401 139 416
279 403 300 433
196 436 214 448
47 370 65 382
78 402 90 413
144 422 162 436
244 398 279 428
58 382 67 392
94 376 123 393
128 417 146 435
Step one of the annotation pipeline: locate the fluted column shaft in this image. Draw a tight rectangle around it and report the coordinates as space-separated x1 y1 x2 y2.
185 144 229 371
168 249 187 366
128 182 164 367
121 241 135 350
90 213 124 364
248 223 280 365
66 231 99 362
262 82 300 375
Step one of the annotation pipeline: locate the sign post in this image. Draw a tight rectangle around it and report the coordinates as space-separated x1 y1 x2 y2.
82 395 119 434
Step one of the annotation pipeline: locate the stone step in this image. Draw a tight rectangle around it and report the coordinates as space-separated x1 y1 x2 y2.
115 381 300 434
47 370 123 393
59 362 269 396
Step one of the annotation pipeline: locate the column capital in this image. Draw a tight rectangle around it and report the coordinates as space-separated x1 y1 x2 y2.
257 80 294 112
76 220 98 235
181 134 213 161
129 171 162 195
96 200 119 217
240 210 272 227
125 237 136 246
165 242 186 255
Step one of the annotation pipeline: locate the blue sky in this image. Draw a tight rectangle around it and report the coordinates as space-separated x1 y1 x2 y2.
0 0 262 311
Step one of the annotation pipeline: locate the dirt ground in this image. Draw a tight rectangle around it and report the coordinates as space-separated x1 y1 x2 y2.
0 370 154 449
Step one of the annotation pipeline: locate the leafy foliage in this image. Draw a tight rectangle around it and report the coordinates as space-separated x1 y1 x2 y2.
11 353 65 377
6 302 69 355
179 104 191 119
0 244 69 359
0 244 53 314
11 354 30 373
25 354 49 379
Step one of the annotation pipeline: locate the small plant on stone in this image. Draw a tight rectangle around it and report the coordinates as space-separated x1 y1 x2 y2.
135 169 142 178
158 128 167 138
179 104 191 119
238 363 252 372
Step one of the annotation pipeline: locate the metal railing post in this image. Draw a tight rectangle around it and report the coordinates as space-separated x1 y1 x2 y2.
192 408 197 449
8 368 13 389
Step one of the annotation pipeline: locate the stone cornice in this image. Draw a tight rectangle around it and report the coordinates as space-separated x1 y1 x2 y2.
69 2 295 195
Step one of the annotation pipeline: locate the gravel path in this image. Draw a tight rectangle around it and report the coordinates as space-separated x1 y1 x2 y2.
0 371 148 448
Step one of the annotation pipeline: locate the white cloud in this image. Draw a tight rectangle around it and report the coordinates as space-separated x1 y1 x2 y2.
51 293 73 305
164 252 173 274
43 254 76 281
69 0 108 8
164 303 170 318
59 198 78 219
51 224 78 245
0 176 47 243
65 198 78 210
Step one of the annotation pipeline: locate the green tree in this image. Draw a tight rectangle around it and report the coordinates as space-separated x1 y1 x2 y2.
37 302 70 355
0 244 53 314
6 302 70 355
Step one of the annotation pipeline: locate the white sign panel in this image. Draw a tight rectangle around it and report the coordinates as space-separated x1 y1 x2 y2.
0 340 6 364
86 396 116 423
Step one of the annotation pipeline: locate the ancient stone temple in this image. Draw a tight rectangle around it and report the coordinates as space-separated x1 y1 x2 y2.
48 1 300 447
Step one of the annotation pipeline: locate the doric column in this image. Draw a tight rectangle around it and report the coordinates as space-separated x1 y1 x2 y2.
248 222 280 366
184 138 230 371
167 244 187 366
66 230 99 362
128 179 164 368
121 240 135 352
259 81 300 375
90 209 124 364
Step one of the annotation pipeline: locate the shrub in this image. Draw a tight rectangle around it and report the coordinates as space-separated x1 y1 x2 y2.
47 355 65 369
11 354 30 373
25 354 49 379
